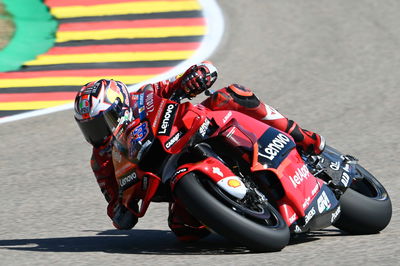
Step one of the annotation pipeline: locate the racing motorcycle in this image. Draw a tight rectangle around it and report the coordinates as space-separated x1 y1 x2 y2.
107 87 392 252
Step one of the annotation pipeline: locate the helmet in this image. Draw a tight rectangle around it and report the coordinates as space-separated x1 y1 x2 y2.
74 79 131 147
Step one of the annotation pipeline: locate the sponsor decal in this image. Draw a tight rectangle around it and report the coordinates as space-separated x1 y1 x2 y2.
212 167 224 177
317 191 331 213
217 176 247 199
119 171 138 190
330 161 340 171
131 121 149 143
137 93 146 120
341 172 350 187
165 131 183 149
294 225 302 233
83 82 101 96
311 183 319 196
258 133 290 161
304 207 316 225
157 103 178 136
257 129 296 168
289 164 311 189
222 111 232 123
289 213 298 223
302 197 311 209
199 119 211 137
152 100 166 129
145 92 155 113
264 104 285 120
227 179 241 188
139 92 145 107
174 168 188 176
331 206 341 223
79 99 90 114
171 168 189 182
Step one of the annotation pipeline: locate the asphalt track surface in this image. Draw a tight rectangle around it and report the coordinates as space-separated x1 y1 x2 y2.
1 1 399 265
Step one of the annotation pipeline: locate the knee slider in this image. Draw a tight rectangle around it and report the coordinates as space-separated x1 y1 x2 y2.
227 84 253 96
226 84 260 108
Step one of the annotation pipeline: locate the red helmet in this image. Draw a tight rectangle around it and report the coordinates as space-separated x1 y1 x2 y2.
74 79 131 146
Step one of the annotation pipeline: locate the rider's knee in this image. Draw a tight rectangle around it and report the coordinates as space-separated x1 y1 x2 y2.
224 84 260 108
226 84 254 97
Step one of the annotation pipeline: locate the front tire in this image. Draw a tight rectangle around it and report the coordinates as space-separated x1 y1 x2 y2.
333 164 392 234
174 172 290 252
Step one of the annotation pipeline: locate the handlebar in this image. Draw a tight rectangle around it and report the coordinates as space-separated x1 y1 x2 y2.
170 88 214 103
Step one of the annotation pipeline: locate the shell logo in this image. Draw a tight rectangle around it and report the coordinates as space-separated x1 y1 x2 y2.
217 176 247 199
228 179 242 188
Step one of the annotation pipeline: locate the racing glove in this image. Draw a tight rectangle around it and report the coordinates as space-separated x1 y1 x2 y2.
180 61 218 98
112 202 139 230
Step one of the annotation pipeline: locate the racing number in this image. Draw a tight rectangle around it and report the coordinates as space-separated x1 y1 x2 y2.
132 121 149 142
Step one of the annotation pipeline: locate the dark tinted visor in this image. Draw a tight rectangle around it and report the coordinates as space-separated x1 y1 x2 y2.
76 114 111 147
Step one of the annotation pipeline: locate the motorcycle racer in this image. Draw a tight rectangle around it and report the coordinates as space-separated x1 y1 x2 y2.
74 62 325 240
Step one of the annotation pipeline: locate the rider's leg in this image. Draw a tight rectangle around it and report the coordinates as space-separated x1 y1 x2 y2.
168 201 210 242
201 84 325 155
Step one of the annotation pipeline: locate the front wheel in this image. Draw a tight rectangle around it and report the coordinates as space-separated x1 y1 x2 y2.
174 172 290 252
333 164 392 234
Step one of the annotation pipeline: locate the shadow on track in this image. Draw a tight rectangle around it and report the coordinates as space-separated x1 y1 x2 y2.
289 228 352 245
0 228 349 254
0 229 251 255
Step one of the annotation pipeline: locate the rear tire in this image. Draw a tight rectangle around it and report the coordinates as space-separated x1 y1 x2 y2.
333 165 392 234
174 172 290 252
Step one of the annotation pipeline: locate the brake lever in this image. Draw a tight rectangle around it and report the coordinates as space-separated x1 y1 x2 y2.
205 89 215 96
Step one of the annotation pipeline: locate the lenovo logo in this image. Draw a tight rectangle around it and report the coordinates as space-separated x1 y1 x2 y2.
157 103 178 136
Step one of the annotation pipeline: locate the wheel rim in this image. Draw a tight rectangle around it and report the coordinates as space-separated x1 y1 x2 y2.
351 165 389 201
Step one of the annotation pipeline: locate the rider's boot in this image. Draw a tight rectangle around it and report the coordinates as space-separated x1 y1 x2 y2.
201 84 325 155
168 202 210 242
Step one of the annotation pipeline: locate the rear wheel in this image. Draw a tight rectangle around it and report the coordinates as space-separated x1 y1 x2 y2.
333 164 392 234
174 172 290 252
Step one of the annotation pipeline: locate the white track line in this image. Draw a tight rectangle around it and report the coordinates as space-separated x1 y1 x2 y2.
0 0 224 125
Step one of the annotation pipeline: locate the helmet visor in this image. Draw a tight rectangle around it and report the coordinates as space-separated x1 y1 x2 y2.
75 114 111 147
103 99 133 140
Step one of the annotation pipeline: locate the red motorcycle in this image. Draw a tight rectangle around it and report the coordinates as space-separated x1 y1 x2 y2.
107 87 392 252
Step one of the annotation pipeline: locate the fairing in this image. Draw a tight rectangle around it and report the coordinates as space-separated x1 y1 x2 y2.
110 92 340 230
208 109 340 231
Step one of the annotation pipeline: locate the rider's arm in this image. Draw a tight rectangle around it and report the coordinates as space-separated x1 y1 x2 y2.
139 62 218 99
91 145 138 229
90 145 119 220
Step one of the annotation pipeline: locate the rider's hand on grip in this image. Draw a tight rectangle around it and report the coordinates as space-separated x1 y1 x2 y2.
181 61 218 98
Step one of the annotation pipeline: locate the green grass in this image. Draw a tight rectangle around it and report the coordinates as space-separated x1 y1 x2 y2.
0 0 14 50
